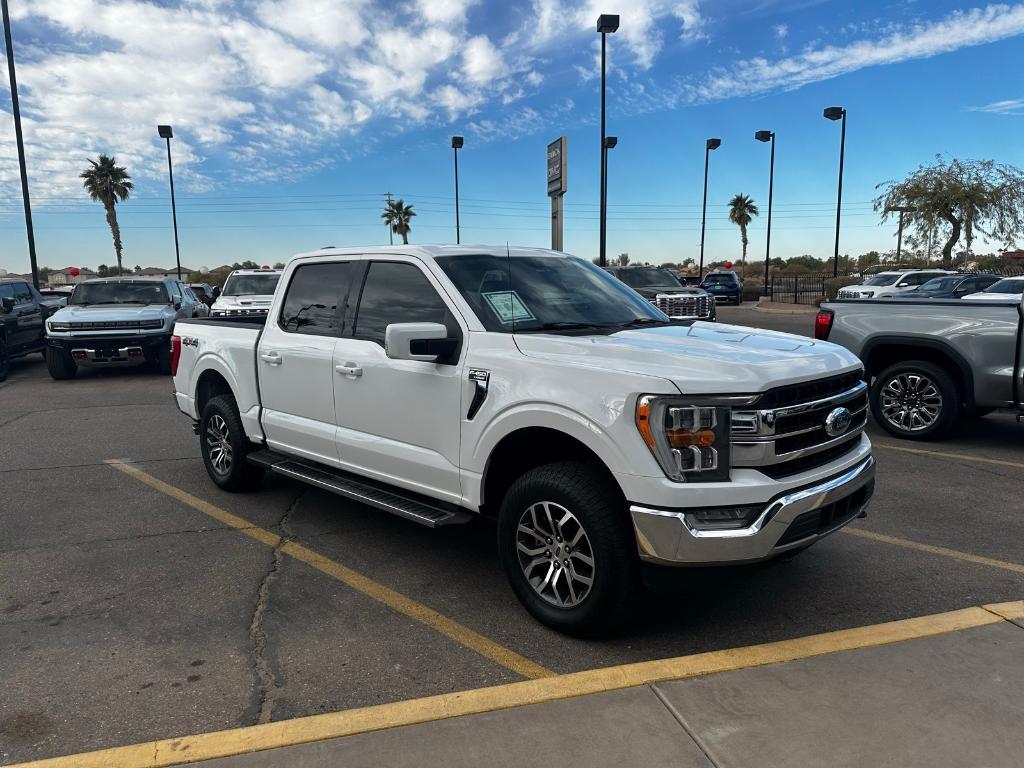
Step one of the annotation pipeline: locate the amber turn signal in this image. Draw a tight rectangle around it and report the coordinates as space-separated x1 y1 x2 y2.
667 428 716 449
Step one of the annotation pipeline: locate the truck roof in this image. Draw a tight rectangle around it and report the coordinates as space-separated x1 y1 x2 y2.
291 245 566 262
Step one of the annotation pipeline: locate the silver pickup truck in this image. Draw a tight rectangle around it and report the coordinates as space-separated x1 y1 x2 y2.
816 295 1024 440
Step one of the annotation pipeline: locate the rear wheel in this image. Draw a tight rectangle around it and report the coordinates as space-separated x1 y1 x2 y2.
200 394 264 491
870 361 959 440
45 347 77 380
497 462 635 636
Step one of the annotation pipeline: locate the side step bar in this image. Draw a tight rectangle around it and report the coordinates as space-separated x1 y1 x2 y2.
247 449 474 528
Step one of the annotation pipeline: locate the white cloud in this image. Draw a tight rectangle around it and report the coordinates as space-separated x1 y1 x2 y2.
256 0 369 49
463 35 505 84
416 0 479 24
683 4 1024 103
774 23 789 39
968 97 1024 114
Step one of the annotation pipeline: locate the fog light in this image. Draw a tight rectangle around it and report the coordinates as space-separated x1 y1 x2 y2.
72 351 88 361
685 505 762 531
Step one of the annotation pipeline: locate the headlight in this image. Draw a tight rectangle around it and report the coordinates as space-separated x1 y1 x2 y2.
636 397 731 482
48 321 71 332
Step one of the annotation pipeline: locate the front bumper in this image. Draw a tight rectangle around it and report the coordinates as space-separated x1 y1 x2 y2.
630 455 875 566
47 333 170 367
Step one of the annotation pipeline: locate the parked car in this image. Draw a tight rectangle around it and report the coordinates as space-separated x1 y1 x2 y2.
0 278 49 381
837 269 953 299
171 245 874 635
44 277 202 379
210 268 282 317
37 288 71 310
700 270 743 304
816 292 1024 440
605 265 716 321
189 283 219 307
961 276 1024 302
903 273 1002 299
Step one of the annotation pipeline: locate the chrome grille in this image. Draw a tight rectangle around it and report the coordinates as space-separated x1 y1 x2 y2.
731 374 867 476
650 294 712 319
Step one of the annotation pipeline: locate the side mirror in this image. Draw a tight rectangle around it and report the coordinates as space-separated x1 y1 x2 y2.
0 297 14 313
212 286 221 298
174 301 182 310
385 322 457 362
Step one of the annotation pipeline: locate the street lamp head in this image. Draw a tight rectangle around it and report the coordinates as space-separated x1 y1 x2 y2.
706 138 721 150
450 135 464 149
603 136 618 149
754 130 773 142
823 106 845 121
596 14 619 33
157 125 173 139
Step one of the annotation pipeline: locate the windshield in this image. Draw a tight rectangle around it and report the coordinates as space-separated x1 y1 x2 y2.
616 268 682 289
982 278 1024 294
70 281 169 305
222 273 281 296
864 274 900 286
436 254 666 333
918 276 960 292
701 273 737 285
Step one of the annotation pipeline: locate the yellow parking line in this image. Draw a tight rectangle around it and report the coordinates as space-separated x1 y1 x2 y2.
841 527 1024 575
105 460 554 681
873 441 1024 470
11 604 1014 768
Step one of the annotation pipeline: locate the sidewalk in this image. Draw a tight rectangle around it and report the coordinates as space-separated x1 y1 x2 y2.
14 603 1024 768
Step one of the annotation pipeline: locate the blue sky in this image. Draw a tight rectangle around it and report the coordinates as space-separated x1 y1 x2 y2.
0 0 1022 274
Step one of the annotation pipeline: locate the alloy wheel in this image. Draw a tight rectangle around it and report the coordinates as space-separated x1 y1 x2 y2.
879 372 943 432
205 414 233 474
515 501 595 608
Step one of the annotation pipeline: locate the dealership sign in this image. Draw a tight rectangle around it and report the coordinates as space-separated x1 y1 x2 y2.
547 136 567 197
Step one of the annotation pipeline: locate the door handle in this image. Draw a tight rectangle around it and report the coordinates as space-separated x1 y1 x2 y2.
335 363 363 377
259 351 282 365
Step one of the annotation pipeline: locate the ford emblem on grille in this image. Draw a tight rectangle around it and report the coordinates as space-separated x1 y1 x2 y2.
824 406 853 437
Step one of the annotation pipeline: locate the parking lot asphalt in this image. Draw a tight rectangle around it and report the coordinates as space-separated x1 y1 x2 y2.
2 305 1022 765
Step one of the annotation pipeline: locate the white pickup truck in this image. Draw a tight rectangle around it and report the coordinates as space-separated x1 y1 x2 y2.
171 245 875 634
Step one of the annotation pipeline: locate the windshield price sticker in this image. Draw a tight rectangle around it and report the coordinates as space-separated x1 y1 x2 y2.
482 291 536 324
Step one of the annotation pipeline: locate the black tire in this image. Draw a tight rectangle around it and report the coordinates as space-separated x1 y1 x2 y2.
0 336 8 382
158 348 172 375
199 394 265 491
45 347 77 380
497 461 635 637
870 360 959 441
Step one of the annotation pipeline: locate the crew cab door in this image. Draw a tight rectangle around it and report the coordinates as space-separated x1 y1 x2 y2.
9 282 43 352
257 260 357 465
332 259 465 503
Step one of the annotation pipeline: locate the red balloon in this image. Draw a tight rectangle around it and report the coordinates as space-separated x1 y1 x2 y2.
69 267 80 277
262 264 271 270
723 261 733 269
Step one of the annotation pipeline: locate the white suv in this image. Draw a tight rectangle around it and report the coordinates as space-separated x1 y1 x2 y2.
838 269 954 299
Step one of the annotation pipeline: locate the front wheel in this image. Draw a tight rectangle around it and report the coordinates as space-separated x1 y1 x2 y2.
199 395 265 491
870 361 959 440
45 347 77 380
497 462 635 636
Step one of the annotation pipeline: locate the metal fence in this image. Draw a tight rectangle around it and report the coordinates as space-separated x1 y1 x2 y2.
769 273 832 305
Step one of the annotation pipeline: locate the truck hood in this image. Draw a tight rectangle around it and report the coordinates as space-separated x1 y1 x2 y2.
514 322 860 394
50 304 171 322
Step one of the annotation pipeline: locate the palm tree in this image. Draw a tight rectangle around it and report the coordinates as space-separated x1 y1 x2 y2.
727 193 759 274
80 155 133 274
381 198 416 244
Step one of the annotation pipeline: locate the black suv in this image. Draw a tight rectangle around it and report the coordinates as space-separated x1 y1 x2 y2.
0 278 49 381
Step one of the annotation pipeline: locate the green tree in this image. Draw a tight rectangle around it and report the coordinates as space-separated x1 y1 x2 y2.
80 155 133 275
727 194 759 273
272 262 285 269
616 253 630 266
875 156 1024 269
381 198 416 244
97 264 109 277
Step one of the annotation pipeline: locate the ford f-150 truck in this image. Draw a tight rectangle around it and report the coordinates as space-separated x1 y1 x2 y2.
816 294 1024 440
172 245 875 634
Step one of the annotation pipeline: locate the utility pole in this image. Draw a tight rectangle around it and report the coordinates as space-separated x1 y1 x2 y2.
2 0 39 288
385 191 394 245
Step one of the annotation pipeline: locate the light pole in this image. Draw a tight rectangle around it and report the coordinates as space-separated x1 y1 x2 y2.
602 136 617 258
824 106 846 278
451 135 463 244
2 0 39 288
755 130 775 296
698 137 721 279
157 125 182 280
597 13 619 267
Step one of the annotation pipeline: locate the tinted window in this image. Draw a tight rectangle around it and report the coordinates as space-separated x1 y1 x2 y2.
280 262 353 336
13 282 33 302
865 274 900 286
616 268 682 289
355 262 448 344
223 273 281 296
919 277 958 292
70 281 170 305
0 284 13 300
702 273 737 286
983 278 1024 295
